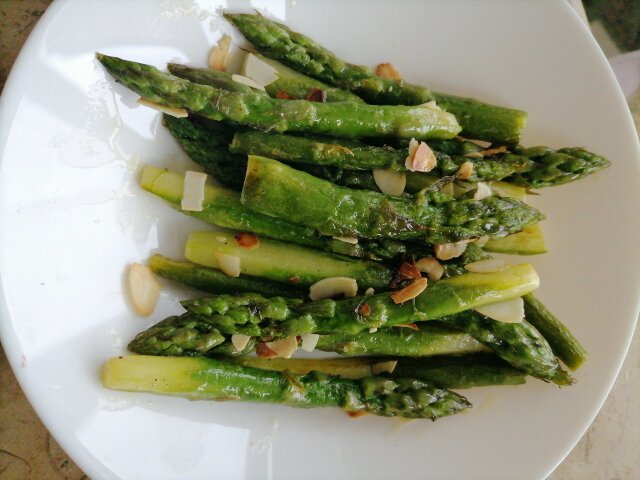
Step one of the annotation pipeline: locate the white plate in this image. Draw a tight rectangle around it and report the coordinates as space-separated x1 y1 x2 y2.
1 1 639 479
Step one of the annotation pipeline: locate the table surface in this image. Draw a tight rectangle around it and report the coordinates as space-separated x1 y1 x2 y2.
0 1 638 479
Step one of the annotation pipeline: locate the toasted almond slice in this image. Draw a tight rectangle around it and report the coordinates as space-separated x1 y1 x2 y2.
371 360 398 375
372 169 406 196
478 146 508 156
243 52 279 86
473 182 493 201
231 74 266 91
407 138 420 157
137 98 188 118
439 182 455 196
415 256 444 280
456 161 474 180
464 151 484 159
309 277 358 301
475 297 524 323
434 242 468 260
209 34 232 71
231 333 251 352
405 141 437 172
333 236 358 244
375 62 401 80
265 336 298 358
234 232 260 249
300 333 320 352
256 342 277 358
390 278 428 304
365 287 375 296
393 323 419 331
464 258 510 273
214 252 241 277
369 327 378 333
127 263 162 316
456 136 492 148
181 170 207 212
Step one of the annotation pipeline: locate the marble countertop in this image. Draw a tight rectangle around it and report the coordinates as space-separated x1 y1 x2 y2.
0 1 638 478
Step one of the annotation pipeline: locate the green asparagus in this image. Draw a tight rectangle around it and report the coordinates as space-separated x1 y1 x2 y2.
435 312 573 386
245 53 364 102
103 355 471 419
97 53 461 140
316 323 490 357
180 263 539 337
228 354 526 388
184 231 394 289
149 254 304 297
224 13 527 143
242 156 544 242
522 294 587 370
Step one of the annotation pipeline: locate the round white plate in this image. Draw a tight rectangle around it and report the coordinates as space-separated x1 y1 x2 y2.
1 1 639 479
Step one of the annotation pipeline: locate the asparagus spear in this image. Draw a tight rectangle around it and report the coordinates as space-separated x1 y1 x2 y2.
141 164 424 261
103 356 471 419
229 129 530 179
316 323 490 357
180 263 539 336
224 13 527 143
97 53 461 140
149 254 304 297
522 294 587 370
245 53 364 103
242 156 544 242
507 146 611 188
484 224 548 255
228 354 526 388
184 231 394 289
435 312 573 386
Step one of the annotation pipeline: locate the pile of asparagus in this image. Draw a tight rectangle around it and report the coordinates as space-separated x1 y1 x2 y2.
99 13 608 420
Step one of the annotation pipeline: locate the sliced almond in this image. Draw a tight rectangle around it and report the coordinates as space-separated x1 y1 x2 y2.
265 336 298 358
243 53 279 86
464 151 484 159
393 323 419 331
390 277 428 304
231 333 251 352
373 169 406 196
256 342 277 358
371 360 398 375
137 98 188 118
475 297 524 323
407 138 420 158
415 256 444 281
478 146 508 156
234 232 260 249
405 141 437 172
209 34 232 71
214 252 241 277
473 182 493 201
333 236 358 245
375 63 401 80
369 327 378 333
309 277 358 301
364 288 375 296
181 170 207 212
456 136 492 148
231 74 266 91
434 242 468 260
300 333 320 352
127 263 161 316
456 161 474 180
464 258 510 273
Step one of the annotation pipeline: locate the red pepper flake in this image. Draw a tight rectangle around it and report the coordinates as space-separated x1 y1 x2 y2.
346 410 368 418
389 260 422 289
306 87 327 103
256 342 277 358
234 232 260 249
287 276 300 284
358 303 372 316
276 90 296 100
